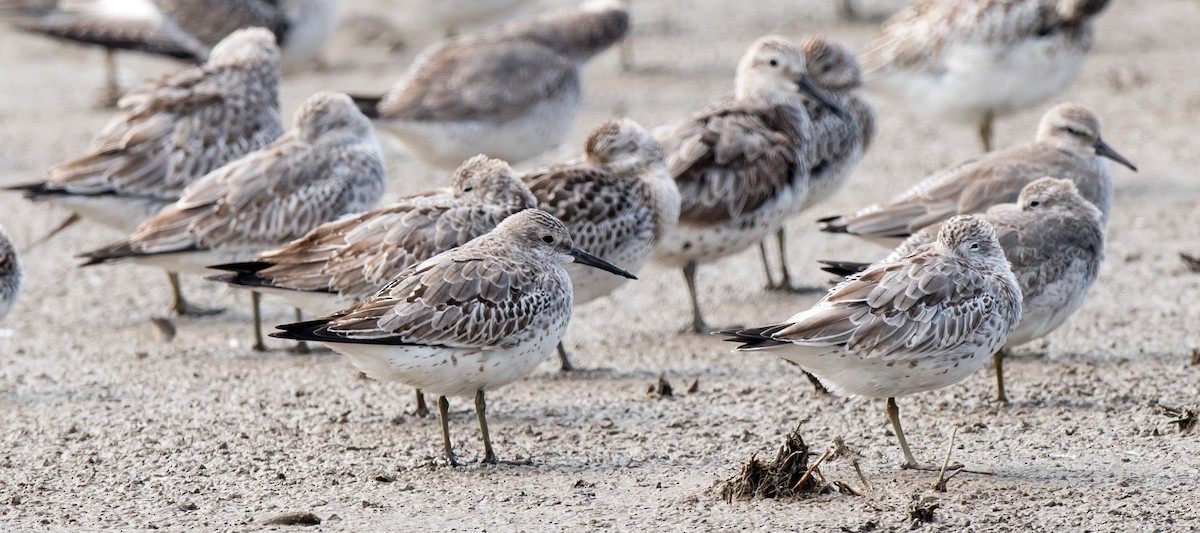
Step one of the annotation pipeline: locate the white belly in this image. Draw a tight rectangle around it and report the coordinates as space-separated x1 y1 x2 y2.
775 343 995 399
1006 268 1094 348
653 188 799 268
328 312 569 398
876 37 1088 121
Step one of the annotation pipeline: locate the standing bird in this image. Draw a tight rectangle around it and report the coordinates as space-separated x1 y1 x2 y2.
271 209 637 466
523 118 680 370
6 27 283 315
759 35 876 292
350 1 629 169
16 0 338 106
818 102 1135 247
720 215 1022 469
820 178 1105 403
209 155 535 316
651 35 843 333
0 227 22 324
79 91 386 350
860 0 1113 151
210 154 534 415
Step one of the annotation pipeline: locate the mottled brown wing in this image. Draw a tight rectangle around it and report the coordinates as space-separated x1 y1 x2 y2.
824 144 1079 238
378 39 576 123
127 136 382 254
655 102 799 226
256 190 518 298
48 64 281 200
772 252 994 360
322 253 556 349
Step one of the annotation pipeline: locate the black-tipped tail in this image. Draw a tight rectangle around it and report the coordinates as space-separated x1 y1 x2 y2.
713 325 791 351
5 181 62 200
816 214 850 234
817 260 870 278
271 319 335 342
349 94 382 119
206 261 274 288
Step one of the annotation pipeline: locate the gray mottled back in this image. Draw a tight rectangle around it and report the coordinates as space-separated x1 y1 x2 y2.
377 3 626 123
252 155 537 299
875 177 1104 347
94 90 383 258
819 103 1128 240
318 209 579 348
46 27 283 203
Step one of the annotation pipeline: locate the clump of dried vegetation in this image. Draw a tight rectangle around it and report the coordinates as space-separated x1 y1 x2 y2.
717 426 865 502
1159 404 1199 434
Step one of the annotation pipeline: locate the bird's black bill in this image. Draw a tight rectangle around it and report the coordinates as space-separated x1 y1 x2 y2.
797 74 849 120
569 248 636 279
1094 138 1137 172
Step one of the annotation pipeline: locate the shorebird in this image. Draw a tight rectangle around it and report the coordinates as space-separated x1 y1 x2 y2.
759 35 876 293
720 215 1023 469
523 118 679 370
651 35 843 333
820 177 1105 403
860 0 1114 151
0 227 21 324
6 27 283 315
210 154 533 414
271 209 637 465
17 0 338 106
208 155 534 315
350 1 629 169
79 91 386 349
818 102 1135 247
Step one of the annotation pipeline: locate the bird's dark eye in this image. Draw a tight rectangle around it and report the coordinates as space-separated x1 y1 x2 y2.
1065 127 1083 136
821 63 833 73
969 242 980 251
1029 200 1041 208
462 186 474 193
542 235 555 244
768 59 778 67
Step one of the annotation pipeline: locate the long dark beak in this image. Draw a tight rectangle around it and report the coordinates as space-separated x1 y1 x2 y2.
569 248 636 279
797 74 849 120
1094 137 1137 172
